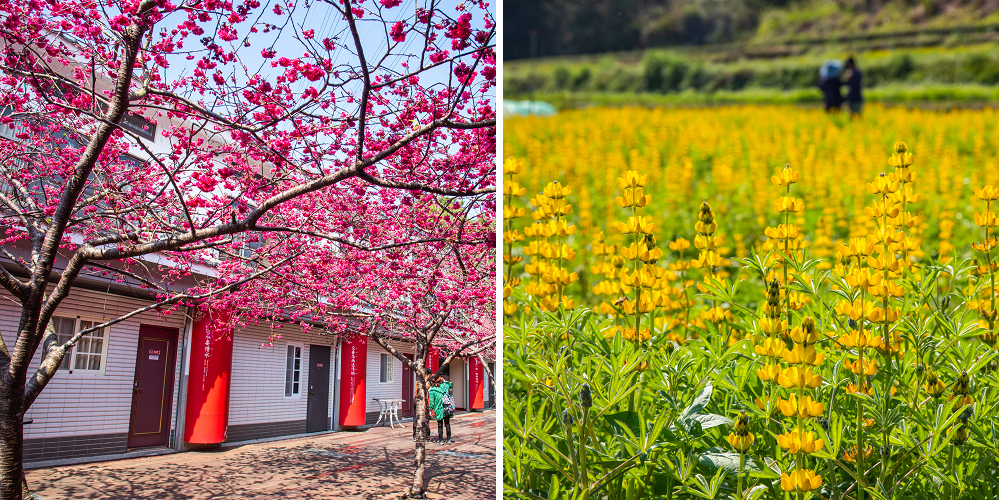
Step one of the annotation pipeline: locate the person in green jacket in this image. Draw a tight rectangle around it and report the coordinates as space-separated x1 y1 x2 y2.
428 376 454 443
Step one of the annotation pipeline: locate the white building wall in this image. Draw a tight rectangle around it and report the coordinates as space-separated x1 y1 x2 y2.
363 340 414 416
226 324 338 440
0 289 185 460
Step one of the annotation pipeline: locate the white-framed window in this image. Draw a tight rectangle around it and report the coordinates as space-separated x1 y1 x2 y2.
379 353 394 383
50 315 110 374
284 344 302 397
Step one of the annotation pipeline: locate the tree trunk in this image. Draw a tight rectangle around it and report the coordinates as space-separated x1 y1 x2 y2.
0 374 25 500
410 366 429 498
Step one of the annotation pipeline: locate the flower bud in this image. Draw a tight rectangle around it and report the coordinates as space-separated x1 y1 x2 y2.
958 406 973 425
562 409 573 425
580 383 592 408
914 363 925 376
893 141 907 154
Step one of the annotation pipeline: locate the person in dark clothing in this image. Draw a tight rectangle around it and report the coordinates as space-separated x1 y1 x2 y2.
428 376 454 443
843 57 863 118
817 75 843 113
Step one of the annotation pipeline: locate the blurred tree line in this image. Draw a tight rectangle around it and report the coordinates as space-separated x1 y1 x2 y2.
503 0 997 60
504 0 796 60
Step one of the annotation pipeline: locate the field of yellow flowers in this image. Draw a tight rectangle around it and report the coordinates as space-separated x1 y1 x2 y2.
502 104 999 500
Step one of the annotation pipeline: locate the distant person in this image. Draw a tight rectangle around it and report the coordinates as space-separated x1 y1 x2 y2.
429 376 454 444
843 57 863 118
817 60 843 113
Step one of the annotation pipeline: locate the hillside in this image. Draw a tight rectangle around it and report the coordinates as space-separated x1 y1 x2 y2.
504 0 998 60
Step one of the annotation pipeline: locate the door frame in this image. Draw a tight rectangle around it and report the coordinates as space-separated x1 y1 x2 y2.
401 354 414 418
127 325 179 449
306 344 332 432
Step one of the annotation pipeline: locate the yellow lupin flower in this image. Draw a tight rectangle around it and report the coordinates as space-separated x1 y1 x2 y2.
541 243 577 261
842 446 874 463
502 181 528 197
620 267 658 288
866 174 900 195
776 429 825 454
868 281 905 298
924 371 946 397
777 366 822 389
542 181 572 199
616 170 649 189
541 268 578 286
887 141 914 168
866 252 901 273
754 337 786 358
620 298 655 314
866 306 900 324
787 323 820 345
602 326 624 340
546 219 577 237
846 382 870 395
615 187 652 208
759 316 789 335
616 215 655 235
845 357 878 376
834 300 874 321
778 394 824 418
771 166 800 186
620 242 663 263
756 362 782 382
503 300 517 315
668 238 691 251
975 185 999 201
764 224 801 240
846 268 882 288
783 343 824 366
780 469 823 492
502 205 526 220
864 199 900 218
502 157 523 175
727 432 754 452
974 211 999 228
773 196 805 213
842 236 877 257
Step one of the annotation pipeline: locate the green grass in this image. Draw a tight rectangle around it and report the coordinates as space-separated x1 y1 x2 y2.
504 41 998 107
506 84 998 110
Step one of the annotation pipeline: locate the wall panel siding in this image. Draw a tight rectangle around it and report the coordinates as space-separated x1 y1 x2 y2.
364 340 414 415
0 288 185 459
226 324 338 440
0 285 429 457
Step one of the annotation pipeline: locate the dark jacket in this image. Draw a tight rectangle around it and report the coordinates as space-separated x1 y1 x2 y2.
844 68 862 102
817 77 843 110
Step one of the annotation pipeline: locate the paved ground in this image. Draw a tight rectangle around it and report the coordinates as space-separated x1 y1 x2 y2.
26 411 495 500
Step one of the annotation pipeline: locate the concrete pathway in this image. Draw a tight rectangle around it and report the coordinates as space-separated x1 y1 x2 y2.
26 411 495 500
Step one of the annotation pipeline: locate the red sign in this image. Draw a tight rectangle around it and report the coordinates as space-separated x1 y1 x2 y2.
338 336 367 427
425 346 438 374
184 307 234 444
468 356 484 410
149 349 161 356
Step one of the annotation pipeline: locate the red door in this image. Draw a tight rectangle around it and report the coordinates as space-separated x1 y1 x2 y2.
401 354 414 418
127 325 179 448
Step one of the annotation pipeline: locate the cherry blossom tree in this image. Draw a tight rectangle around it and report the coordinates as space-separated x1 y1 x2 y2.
0 0 495 496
